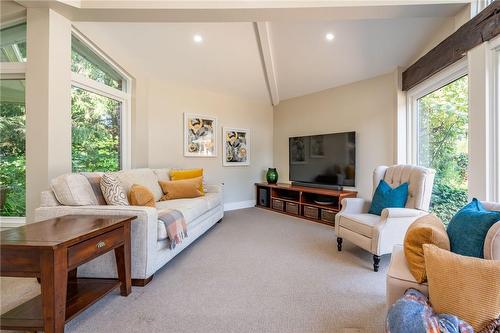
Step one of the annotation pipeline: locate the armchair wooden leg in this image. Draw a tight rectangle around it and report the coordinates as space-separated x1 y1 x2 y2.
337 237 343 251
373 255 381 272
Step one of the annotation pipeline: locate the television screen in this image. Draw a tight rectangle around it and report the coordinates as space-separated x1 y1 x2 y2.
289 131 355 187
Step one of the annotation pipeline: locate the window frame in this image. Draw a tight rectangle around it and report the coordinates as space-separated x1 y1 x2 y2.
405 58 468 165
70 28 132 171
488 35 500 201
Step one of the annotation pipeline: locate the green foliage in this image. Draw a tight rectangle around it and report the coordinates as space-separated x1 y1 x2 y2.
418 76 469 224
0 101 26 216
0 53 122 217
71 87 121 172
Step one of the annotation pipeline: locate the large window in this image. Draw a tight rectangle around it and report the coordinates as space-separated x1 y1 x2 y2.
416 76 469 223
0 79 26 217
71 32 130 172
1 21 26 219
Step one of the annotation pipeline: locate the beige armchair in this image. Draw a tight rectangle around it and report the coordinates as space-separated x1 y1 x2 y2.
335 165 435 271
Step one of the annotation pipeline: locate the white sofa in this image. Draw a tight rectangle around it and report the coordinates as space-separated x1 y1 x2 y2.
335 165 435 271
386 201 500 306
34 168 224 285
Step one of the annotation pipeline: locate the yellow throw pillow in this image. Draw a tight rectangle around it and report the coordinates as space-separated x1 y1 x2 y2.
404 214 450 283
423 244 500 331
128 184 156 207
170 168 204 192
159 177 204 200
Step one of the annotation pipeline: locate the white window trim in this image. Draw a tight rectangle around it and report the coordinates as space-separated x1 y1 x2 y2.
70 28 132 170
488 35 500 201
405 58 468 165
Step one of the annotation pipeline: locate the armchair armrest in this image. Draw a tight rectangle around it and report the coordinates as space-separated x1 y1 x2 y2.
339 198 371 214
381 208 426 219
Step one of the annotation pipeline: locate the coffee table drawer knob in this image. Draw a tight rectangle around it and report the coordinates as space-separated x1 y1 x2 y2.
96 241 106 248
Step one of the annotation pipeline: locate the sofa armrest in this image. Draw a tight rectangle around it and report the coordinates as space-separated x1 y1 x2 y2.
34 205 158 279
205 183 223 194
339 198 371 214
381 208 426 219
484 221 500 260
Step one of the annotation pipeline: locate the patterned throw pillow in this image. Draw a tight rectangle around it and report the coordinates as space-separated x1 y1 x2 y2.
100 173 128 206
386 288 473 333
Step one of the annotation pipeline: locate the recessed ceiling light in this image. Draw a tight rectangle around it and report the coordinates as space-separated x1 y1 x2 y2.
325 33 335 41
193 34 203 43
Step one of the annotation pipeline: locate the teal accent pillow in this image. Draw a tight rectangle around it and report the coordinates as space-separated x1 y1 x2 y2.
447 198 500 258
368 180 409 216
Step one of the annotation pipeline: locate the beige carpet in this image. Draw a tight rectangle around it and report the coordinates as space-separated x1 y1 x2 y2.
0 208 389 333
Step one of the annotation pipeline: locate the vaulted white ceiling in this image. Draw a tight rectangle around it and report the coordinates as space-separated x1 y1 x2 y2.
72 2 468 105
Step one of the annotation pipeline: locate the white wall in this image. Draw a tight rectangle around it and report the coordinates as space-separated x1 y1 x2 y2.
273 72 397 199
144 78 273 206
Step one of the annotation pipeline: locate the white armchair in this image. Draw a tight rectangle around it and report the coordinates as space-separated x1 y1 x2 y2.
335 165 435 271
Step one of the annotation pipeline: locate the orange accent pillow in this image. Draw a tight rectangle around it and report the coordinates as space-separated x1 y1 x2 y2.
159 177 204 200
170 169 203 192
128 184 155 207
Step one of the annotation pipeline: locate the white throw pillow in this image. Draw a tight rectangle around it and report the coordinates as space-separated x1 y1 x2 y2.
100 173 129 206
50 173 98 206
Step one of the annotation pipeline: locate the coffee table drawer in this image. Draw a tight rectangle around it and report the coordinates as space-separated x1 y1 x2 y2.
68 227 123 268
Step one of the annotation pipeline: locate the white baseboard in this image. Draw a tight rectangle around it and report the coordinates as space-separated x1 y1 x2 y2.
224 200 255 211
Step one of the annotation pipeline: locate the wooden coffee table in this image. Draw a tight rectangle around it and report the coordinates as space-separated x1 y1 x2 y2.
0 214 136 333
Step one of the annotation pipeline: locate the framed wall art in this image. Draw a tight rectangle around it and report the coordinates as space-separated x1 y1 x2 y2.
184 113 217 157
223 127 250 166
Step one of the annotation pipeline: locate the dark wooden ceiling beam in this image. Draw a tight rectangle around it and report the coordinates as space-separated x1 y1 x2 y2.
402 1 500 91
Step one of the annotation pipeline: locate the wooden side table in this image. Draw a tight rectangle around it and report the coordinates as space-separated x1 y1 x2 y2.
0 215 136 333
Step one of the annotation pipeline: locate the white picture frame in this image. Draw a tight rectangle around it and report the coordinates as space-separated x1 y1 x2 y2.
184 113 217 157
222 127 250 166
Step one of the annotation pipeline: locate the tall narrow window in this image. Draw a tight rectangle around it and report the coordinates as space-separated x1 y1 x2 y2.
71 87 122 172
71 32 130 172
0 79 26 217
416 75 469 223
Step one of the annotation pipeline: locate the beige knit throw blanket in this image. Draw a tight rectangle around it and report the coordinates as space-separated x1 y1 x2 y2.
158 209 188 249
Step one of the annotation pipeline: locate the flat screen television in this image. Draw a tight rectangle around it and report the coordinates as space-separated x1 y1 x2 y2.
289 131 355 188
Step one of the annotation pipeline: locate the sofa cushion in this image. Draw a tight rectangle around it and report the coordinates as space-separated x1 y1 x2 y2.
337 213 379 238
128 184 156 207
100 173 129 205
447 198 500 258
115 168 164 202
152 168 171 183
404 214 450 283
170 168 204 192
81 172 106 205
50 173 98 206
424 244 500 332
156 192 222 241
155 194 220 223
369 180 408 216
159 177 204 200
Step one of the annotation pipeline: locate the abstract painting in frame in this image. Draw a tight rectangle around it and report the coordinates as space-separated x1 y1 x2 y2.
184 113 217 157
223 127 250 166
